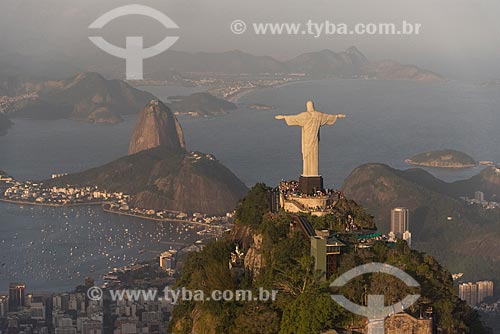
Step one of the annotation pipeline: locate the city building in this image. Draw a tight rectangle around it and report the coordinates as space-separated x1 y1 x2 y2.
141 311 162 323
53 294 70 311
391 207 409 238
0 295 8 316
459 282 478 306
55 327 77 334
311 232 346 280
159 250 177 273
80 319 103 334
459 281 493 306
383 312 434 334
8 282 25 311
30 298 46 321
475 191 485 202
403 230 412 248
290 215 348 280
114 318 138 334
477 281 494 304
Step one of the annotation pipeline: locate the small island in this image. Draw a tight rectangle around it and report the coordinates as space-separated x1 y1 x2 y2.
406 149 477 168
246 103 275 110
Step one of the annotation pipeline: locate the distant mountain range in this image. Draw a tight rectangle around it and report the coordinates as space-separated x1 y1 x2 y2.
48 100 248 215
1 47 444 82
144 47 444 81
148 49 288 75
0 48 444 132
343 163 500 280
5 72 155 123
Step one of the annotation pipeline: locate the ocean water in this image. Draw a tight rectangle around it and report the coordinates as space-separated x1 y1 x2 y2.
0 203 203 292
0 85 203 293
1 79 499 292
180 79 500 187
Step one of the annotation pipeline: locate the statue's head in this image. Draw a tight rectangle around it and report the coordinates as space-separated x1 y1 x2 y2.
306 100 315 112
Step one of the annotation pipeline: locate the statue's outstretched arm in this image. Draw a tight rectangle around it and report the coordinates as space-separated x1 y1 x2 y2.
321 113 346 125
275 113 307 126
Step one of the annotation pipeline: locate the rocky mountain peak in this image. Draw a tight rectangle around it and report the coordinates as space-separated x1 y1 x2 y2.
128 99 185 155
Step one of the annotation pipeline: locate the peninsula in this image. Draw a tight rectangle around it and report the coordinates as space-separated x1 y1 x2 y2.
0 100 248 219
167 92 237 117
48 100 248 215
2 72 155 124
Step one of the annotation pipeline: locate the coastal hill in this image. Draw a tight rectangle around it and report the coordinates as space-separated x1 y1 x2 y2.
168 92 237 117
0 114 12 136
7 72 155 123
342 163 500 279
48 100 248 215
129 100 185 155
169 184 488 333
48 146 248 215
451 166 500 200
1 48 444 83
363 60 445 82
406 149 477 168
285 47 369 78
285 48 444 81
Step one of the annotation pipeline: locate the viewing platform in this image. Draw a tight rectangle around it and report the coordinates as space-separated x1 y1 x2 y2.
278 180 338 216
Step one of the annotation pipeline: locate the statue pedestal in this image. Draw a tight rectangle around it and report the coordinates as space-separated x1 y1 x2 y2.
299 175 323 195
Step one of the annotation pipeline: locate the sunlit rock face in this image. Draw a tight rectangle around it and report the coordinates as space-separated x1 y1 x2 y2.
128 99 185 155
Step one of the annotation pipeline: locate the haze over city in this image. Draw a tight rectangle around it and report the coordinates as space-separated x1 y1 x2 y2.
1 0 500 79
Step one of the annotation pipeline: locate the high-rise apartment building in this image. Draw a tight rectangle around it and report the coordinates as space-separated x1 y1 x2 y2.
459 281 493 306
8 282 25 311
477 281 494 304
391 207 409 238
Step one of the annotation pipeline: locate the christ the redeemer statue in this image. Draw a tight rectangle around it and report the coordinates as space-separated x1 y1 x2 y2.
275 100 346 177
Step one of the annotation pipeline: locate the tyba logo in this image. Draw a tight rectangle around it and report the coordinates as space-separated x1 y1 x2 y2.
330 263 420 334
89 4 179 80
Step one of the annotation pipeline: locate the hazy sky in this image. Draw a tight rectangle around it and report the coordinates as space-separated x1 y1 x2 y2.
1 0 499 79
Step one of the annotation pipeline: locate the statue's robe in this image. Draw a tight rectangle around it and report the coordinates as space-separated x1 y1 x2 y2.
283 111 338 176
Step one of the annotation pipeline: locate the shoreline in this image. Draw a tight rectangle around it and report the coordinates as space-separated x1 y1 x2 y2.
228 79 309 103
0 198 228 228
101 206 226 228
405 159 477 169
0 198 105 207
